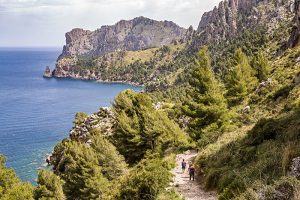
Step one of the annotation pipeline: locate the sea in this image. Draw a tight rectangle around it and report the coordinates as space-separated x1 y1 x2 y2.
0 47 141 183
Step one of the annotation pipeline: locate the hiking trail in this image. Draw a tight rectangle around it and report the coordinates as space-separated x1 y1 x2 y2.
170 150 217 200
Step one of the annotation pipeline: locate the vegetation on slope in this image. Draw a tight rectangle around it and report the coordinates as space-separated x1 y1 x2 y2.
1 1 300 200
0 156 33 200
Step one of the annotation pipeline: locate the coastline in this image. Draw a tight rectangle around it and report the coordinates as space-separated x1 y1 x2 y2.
44 75 145 87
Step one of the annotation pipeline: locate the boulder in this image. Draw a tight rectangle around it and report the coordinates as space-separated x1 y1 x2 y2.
293 72 300 85
242 105 251 113
43 66 52 78
288 157 300 179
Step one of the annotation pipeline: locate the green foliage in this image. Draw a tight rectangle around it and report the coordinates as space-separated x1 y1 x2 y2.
0 155 34 200
73 112 88 124
226 48 258 104
34 170 65 200
50 130 128 199
196 109 300 199
59 141 110 200
182 46 230 141
112 90 188 164
90 130 128 180
208 26 268 77
262 176 300 200
115 156 173 200
252 51 270 81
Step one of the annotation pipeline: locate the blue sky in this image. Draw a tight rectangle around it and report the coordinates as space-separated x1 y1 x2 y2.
0 0 220 47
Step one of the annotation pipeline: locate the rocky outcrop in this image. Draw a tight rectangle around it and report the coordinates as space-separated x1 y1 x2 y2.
58 16 187 59
287 0 300 48
70 107 115 143
288 157 300 179
52 16 188 82
43 66 52 78
190 0 295 51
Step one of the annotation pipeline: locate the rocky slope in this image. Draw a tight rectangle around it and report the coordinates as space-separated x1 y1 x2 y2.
190 0 295 51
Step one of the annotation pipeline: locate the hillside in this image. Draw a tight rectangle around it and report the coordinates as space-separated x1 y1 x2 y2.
2 0 300 200
47 16 193 85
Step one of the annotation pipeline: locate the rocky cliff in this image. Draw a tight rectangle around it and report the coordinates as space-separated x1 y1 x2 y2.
59 16 187 58
190 0 295 51
287 0 300 47
52 16 188 82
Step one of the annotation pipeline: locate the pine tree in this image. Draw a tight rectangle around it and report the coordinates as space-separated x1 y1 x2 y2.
226 48 258 104
61 142 110 200
252 51 270 81
182 46 229 141
34 170 65 200
112 90 188 164
0 155 34 200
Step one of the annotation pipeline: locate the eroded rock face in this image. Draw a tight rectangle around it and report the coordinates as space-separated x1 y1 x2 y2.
58 16 187 59
287 0 300 47
191 0 294 51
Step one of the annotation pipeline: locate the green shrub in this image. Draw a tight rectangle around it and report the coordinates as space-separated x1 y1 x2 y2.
34 170 65 200
116 156 172 200
0 155 34 200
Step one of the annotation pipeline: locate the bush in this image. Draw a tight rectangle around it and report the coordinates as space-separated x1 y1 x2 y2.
34 170 65 200
0 155 34 200
112 90 188 164
115 156 173 200
197 109 300 199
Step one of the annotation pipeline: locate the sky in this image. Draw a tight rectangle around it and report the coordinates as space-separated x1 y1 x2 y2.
0 0 220 47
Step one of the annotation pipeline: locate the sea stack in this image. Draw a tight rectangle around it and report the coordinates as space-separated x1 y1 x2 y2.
43 66 52 78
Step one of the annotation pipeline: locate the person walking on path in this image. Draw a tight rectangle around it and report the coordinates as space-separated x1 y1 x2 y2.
189 164 195 181
181 159 186 173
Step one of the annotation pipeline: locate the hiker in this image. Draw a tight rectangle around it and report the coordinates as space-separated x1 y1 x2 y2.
181 159 186 173
189 164 195 181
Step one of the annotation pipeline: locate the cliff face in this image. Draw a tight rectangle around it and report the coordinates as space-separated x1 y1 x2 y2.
287 0 300 47
58 16 187 59
53 16 188 81
190 0 294 50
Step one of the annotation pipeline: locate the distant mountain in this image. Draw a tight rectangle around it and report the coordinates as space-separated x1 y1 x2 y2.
51 16 190 81
59 16 187 59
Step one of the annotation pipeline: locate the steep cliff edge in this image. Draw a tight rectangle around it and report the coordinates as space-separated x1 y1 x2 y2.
59 16 187 58
51 16 189 84
190 0 295 51
287 0 300 48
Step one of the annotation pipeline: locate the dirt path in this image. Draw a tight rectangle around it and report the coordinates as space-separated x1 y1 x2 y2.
170 150 217 200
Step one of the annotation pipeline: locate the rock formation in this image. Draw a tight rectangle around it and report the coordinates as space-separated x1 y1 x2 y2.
190 0 295 51
58 16 187 59
287 0 300 47
43 66 52 78
69 107 115 143
288 157 300 179
52 16 188 81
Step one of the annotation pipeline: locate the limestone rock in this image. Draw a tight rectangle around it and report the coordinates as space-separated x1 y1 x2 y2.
43 66 52 78
53 16 188 81
287 0 300 48
191 0 294 51
58 16 187 59
69 107 115 143
288 157 300 179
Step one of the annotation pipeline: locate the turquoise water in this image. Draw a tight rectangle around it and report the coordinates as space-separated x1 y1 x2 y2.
0 48 141 183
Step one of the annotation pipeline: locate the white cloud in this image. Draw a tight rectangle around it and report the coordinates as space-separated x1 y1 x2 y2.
0 0 220 47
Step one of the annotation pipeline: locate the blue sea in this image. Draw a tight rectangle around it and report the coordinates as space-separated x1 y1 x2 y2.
0 47 141 183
